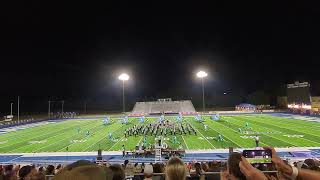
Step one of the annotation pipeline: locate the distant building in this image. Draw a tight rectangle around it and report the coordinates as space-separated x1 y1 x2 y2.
235 103 257 111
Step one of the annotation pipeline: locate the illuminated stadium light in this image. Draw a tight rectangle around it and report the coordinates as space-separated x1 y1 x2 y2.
196 71 208 78
118 73 130 81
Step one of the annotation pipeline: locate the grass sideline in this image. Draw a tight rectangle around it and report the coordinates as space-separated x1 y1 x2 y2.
0 114 320 153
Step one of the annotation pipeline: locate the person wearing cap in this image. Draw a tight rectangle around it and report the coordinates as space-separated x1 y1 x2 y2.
144 164 153 180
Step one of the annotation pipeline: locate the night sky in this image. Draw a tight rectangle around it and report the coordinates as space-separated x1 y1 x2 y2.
1 1 320 113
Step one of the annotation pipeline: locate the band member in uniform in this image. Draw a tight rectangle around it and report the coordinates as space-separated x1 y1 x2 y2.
204 124 208 131
122 145 125 158
255 136 260 147
217 134 224 141
108 132 113 140
173 136 178 144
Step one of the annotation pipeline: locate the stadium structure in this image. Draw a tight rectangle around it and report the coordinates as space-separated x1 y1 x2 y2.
130 99 196 115
1 96 320 165
277 81 320 115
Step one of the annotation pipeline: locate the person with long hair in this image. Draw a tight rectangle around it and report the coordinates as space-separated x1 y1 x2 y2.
165 157 186 180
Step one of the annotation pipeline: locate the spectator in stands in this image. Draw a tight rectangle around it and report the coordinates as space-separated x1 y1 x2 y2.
18 165 32 180
13 165 20 177
3 165 17 180
200 162 208 172
0 165 3 178
206 161 220 180
38 167 44 175
189 162 204 180
17 165 44 180
133 163 140 174
45 165 55 176
238 147 320 180
298 159 320 171
143 164 153 180
265 147 320 179
123 160 129 169
165 157 186 180
125 163 135 177
54 160 113 180
132 163 142 180
153 163 164 180
55 164 62 174
140 162 145 173
109 164 125 180
30 172 45 180
225 152 246 180
186 162 192 171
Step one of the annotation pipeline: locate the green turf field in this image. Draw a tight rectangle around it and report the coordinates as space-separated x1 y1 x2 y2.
1 114 320 153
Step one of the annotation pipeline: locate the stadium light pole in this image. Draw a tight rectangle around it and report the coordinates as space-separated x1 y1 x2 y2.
10 102 13 116
61 100 64 113
17 96 20 121
196 71 208 112
118 73 130 114
48 101 51 118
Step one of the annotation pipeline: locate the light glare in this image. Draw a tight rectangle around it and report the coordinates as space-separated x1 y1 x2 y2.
196 71 208 78
118 73 130 81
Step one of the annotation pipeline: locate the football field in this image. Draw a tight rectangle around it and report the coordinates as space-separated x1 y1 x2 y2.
1 114 320 153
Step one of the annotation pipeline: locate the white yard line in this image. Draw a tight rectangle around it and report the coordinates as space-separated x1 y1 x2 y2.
84 120 139 151
0 121 67 142
82 124 125 152
216 117 271 147
252 116 320 138
32 121 95 152
137 137 143 144
55 122 105 152
1 121 89 153
232 117 318 147
103 118 141 151
206 122 243 148
218 118 270 147
194 126 216 148
108 136 125 151
0 122 74 150
181 135 189 150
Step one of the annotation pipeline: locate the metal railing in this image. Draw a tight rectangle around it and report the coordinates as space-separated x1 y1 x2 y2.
45 171 279 180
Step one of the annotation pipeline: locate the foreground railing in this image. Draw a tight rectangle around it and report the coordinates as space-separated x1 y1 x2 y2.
45 171 278 180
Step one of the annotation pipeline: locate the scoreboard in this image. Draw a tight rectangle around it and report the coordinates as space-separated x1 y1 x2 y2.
287 82 311 105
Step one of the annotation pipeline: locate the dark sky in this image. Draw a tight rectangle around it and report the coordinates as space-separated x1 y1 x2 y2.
1 1 320 113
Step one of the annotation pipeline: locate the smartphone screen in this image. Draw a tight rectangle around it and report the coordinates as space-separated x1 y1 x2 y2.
243 150 272 164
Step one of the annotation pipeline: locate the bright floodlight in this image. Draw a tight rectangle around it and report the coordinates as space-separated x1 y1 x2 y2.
118 73 130 81
196 71 208 78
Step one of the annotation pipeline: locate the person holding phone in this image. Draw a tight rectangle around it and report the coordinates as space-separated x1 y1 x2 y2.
227 147 320 180
264 147 320 180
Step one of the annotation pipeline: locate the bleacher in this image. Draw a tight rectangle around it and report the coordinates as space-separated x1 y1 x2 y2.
131 100 196 115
